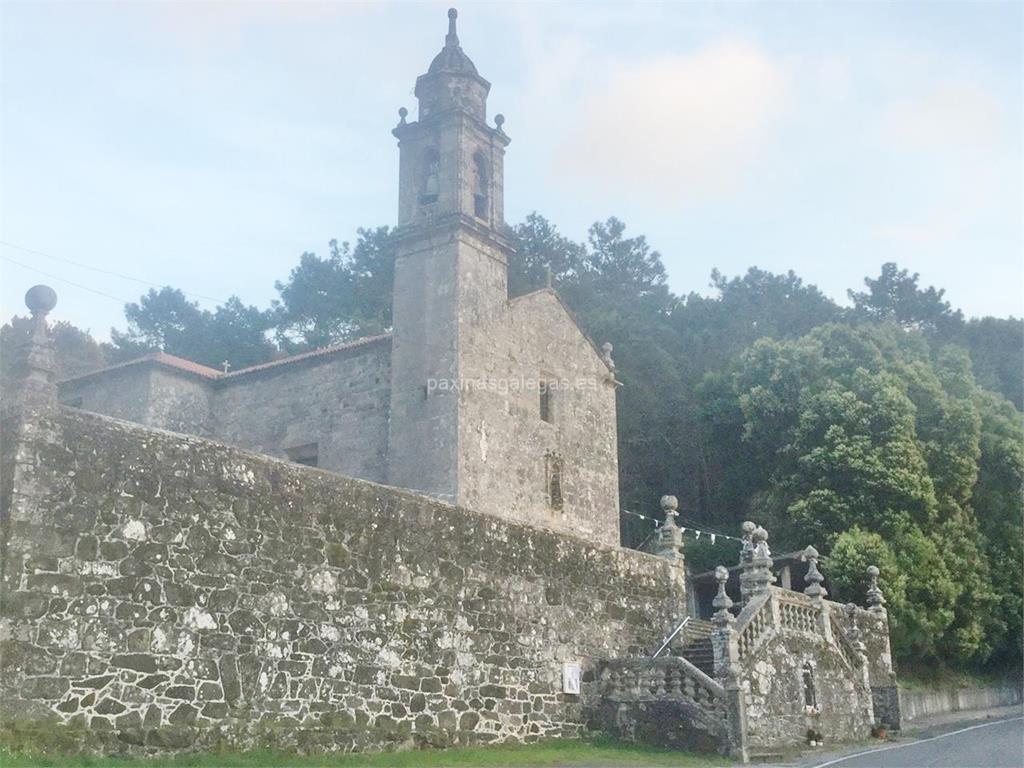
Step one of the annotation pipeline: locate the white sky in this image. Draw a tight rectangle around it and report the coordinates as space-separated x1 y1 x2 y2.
1 1 1021 338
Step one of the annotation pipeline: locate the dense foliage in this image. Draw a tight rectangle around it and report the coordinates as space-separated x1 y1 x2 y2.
2 213 1020 671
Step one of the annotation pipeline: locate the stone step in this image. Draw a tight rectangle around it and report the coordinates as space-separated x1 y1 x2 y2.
679 636 716 676
680 619 713 645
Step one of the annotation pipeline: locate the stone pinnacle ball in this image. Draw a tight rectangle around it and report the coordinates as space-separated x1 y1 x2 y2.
25 284 57 316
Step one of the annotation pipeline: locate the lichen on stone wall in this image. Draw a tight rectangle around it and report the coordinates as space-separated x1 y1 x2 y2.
741 631 874 749
0 407 684 755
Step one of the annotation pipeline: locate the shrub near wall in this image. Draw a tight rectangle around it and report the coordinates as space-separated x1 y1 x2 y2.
0 408 684 755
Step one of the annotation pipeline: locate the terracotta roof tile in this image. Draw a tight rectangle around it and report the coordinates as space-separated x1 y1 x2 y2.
222 334 391 379
60 334 392 386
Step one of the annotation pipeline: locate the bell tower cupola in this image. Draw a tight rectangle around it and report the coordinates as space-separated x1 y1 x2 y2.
392 8 510 230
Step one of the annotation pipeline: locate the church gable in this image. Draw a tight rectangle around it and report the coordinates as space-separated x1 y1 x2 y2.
508 288 616 379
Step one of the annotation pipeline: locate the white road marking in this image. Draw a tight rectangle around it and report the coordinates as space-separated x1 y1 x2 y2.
808 716 1024 768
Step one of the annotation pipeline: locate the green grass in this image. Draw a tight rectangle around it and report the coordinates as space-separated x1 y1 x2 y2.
0 739 729 768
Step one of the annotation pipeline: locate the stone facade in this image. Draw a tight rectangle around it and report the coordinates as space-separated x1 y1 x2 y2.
0 405 683 754
61 338 393 484
212 340 392 484
56 9 621 547
737 606 875 750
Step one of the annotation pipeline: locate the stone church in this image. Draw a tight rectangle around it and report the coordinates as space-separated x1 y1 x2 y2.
59 8 621 547
3 9 900 760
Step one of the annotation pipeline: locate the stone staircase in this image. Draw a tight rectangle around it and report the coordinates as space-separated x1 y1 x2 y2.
674 618 715 676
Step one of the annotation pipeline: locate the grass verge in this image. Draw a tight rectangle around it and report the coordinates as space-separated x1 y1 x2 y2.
0 739 730 768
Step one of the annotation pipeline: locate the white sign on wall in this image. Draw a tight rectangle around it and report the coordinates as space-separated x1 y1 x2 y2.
562 662 582 695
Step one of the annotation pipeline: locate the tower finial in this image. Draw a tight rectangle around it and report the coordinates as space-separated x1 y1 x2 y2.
446 8 459 47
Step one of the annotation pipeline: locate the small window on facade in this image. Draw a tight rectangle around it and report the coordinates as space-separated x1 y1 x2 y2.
473 151 489 220
286 443 319 468
547 455 564 512
419 148 440 205
539 381 554 423
802 662 817 708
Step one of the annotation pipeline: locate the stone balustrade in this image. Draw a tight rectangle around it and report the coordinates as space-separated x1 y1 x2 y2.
591 656 732 755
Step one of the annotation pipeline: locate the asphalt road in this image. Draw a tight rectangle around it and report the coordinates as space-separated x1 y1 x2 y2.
801 715 1024 768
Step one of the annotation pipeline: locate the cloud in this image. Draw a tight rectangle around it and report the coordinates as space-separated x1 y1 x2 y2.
873 77 1014 248
558 40 787 202
880 81 1004 150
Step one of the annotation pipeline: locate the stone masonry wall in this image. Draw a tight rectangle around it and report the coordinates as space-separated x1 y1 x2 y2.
60 366 155 430
742 632 874 750
212 342 391 484
830 603 900 729
147 370 214 437
458 288 620 548
0 407 684 754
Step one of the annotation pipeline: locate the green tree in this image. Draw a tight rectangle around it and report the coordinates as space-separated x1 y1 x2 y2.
827 526 906 612
272 227 394 350
723 323 1003 662
962 317 1024 409
849 262 964 337
111 288 275 370
850 263 1022 408
971 390 1024 666
1 317 112 389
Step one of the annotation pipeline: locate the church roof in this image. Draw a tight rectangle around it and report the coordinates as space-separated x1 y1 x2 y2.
222 334 390 380
60 334 392 386
426 8 479 76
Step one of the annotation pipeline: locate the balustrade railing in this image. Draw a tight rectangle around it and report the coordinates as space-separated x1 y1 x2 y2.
601 655 727 722
731 587 865 672
735 592 773 660
777 593 818 635
830 615 861 671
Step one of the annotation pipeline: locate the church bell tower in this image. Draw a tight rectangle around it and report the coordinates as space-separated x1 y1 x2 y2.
386 8 515 501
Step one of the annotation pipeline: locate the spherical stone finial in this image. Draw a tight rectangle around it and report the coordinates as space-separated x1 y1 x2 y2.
741 521 756 536
752 526 768 544
715 565 729 582
398 106 408 119
25 284 57 317
660 495 678 514
867 565 880 578
495 113 505 129
448 7 457 20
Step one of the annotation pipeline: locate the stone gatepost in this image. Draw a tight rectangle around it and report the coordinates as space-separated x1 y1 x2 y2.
1 285 60 596
3 285 59 418
802 545 832 641
710 565 748 762
865 565 901 731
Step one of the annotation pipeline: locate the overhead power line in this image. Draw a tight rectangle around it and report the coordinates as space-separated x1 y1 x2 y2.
0 252 132 304
0 240 230 304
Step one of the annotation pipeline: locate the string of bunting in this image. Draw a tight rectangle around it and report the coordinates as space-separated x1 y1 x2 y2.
620 508 744 545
